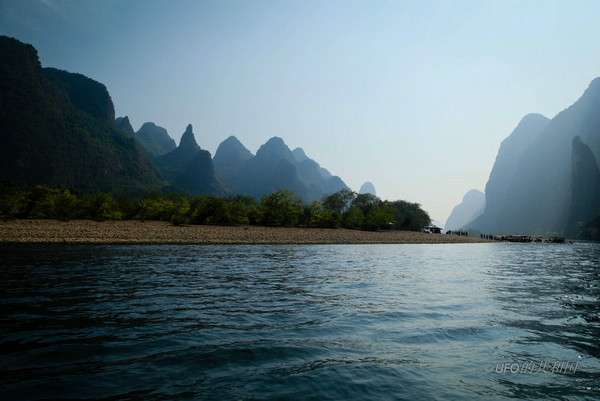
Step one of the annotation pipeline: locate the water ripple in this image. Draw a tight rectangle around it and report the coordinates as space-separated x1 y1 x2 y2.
1 243 599 400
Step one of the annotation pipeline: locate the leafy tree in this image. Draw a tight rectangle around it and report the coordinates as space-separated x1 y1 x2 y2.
48 190 79 221
342 207 364 229
189 196 211 224
351 193 380 215
135 198 176 221
169 199 190 226
385 200 431 231
301 201 322 227
116 191 138 220
260 189 302 226
313 208 340 228
25 185 57 219
205 198 228 225
86 192 122 221
322 189 355 215
364 206 394 231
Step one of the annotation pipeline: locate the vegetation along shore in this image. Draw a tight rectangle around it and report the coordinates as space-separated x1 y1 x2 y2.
0 184 494 244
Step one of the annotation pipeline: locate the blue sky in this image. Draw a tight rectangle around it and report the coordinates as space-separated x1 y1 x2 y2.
2 0 600 224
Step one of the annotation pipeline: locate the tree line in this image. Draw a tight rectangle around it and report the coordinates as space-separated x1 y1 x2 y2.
0 183 431 231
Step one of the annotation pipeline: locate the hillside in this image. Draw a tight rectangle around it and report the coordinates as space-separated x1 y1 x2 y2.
155 124 223 196
0 36 164 193
468 78 600 235
213 136 349 202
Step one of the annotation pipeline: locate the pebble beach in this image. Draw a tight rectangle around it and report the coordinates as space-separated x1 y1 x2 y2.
0 220 492 244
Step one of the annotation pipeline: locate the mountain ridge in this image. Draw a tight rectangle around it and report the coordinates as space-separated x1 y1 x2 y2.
467 77 600 236
0 35 164 194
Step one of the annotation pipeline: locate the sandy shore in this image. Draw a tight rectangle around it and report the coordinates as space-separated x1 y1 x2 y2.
0 220 493 244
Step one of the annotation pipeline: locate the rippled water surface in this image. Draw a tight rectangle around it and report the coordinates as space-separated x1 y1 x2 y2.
1 243 599 400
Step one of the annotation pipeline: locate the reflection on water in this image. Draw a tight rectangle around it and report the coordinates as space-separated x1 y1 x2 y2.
0 243 598 400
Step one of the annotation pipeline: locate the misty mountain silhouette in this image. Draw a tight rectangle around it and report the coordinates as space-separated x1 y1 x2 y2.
566 136 600 236
359 182 376 196
156 124 223 196
133 122 176 157
468 78 600 235
213 136 349 201
445 189 485 231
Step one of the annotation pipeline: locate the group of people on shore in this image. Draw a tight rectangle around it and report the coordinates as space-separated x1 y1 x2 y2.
446 230 468 236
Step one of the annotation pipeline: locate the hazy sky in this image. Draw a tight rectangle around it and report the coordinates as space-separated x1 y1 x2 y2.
2 0 600 224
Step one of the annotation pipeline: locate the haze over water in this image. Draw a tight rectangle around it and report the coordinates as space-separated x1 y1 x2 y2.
1 243 599 400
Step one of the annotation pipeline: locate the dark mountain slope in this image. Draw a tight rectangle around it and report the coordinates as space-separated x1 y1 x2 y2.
115 116 135 137
0 36 164 193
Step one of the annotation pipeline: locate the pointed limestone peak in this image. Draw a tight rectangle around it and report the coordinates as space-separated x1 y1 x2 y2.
115 116 134 136
221 135 250 152
292 147 308 162
256 137 294 163
139 121 159 131
179 124 200 152
215 135 253 161
359 181 376 196
134 122 176 156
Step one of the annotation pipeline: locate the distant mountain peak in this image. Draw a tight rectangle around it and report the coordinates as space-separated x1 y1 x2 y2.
179 124 200 152
359 182 376 196
445 189 485 231
219 135 251 152
214 136 253 159
134 122 176 157
267 136 283 142
256 136 294 163
140 121 157 130
292 147 308 162
115 116 134 137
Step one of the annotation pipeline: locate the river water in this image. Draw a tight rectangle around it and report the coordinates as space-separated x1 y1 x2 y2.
1 243 599 400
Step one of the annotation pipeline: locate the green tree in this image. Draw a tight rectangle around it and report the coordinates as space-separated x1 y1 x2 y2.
385 200 431 231
342 207 364 229
313 208 340 228
25 185 57 219
322 189 355 215
86 192 123 221
260 189 302 226
364 206 394 231
351 193 380 215
169 199 190 226
135 198 176 221
48 189 79 221
301 201 322 227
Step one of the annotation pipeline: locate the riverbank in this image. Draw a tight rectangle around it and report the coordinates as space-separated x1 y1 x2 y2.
0 220 494 244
